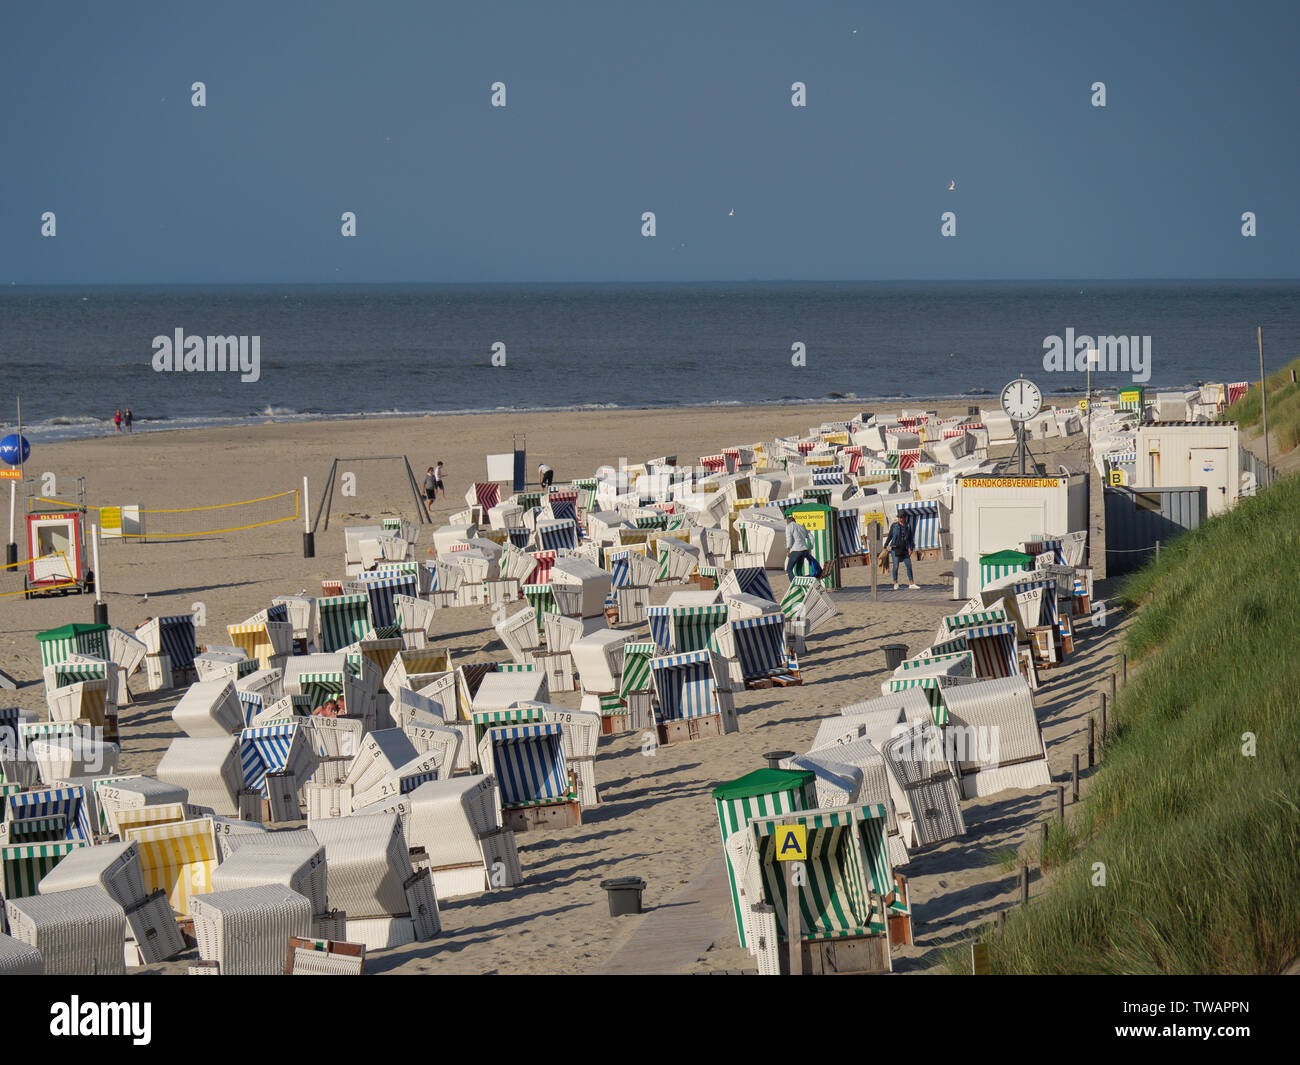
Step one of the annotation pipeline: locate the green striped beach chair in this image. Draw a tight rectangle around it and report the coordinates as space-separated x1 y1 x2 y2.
36 623 111 669
1 841 84 900
317 594 372 653
618 641 658 700
732 804 899 974
713 768 818 950
670 604 729 653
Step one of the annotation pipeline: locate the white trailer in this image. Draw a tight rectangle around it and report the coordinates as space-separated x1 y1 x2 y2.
1131 422 1241 517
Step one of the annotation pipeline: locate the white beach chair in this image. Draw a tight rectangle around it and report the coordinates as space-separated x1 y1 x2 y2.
173 678 245 737
470 670 548 713
95 777 189 836
29 737 120 786
344 729 419 796
194 649 254 685
192 885 313 975
0 933 43 974
569 628 631 694
351 749 444 810
213 829 328 916
495 607 541 665
5 885 126 975
156 736 243 815
399 776 522 898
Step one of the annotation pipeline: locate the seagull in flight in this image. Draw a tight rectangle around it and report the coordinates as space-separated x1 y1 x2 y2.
948 180 956 191
728 209 735 217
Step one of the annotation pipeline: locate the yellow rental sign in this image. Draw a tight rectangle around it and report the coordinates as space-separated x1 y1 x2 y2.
775 824 807 861
793 511 826 533
1109 470 1125 486
1078 399 1089 411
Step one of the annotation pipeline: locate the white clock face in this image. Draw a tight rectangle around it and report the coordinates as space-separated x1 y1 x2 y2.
1001 378 1043 421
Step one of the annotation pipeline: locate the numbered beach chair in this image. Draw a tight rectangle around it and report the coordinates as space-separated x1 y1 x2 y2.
5 786 94 844
356 572 418 630
192 884 313 975
137 614 199 674
212 830 327 917
309 811 435 950
1 841 84 902
94 778 189 837
239 723 319 809
495 607 542 665
394 776 523 899
5 885 126 975
477 724 579 831
651 650 737 743
709 613 791 688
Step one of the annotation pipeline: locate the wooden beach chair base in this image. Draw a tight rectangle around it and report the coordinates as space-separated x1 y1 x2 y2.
838 553 869 569
779 933 891 975
770 670 803 687
600 712 632 737
285 936 365 975
913 548 943 562
744 677 775 690
502 799 582 833
657 713 726 745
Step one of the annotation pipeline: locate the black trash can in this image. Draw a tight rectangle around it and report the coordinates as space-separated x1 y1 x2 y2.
883 643 909 670
763 750 795 771
600 877 647 917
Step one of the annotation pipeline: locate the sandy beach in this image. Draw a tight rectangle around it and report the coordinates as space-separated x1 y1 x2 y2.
1 401 1126 974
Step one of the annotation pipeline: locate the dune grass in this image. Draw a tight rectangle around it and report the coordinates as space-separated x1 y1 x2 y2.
945 475 1300 973
1220 357 1300 453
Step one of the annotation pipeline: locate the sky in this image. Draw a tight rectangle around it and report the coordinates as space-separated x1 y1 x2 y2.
1 0 1297 284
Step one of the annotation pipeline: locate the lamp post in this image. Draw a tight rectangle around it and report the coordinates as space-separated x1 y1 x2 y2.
1085 348 1098 471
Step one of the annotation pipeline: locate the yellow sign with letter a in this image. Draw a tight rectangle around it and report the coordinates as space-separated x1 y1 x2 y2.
775 824 807 861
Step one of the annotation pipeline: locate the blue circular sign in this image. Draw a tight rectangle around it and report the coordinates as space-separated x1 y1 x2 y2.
0 434 30 466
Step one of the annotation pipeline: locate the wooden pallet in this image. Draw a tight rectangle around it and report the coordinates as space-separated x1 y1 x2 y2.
770 672 804 687
744 677 775 690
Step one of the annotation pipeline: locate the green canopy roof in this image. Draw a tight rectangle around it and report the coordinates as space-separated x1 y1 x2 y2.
979 550 1033 566
35 623 110 642
712 768 815 801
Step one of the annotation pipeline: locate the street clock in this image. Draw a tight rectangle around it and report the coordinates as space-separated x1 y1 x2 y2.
1000 377 1043 422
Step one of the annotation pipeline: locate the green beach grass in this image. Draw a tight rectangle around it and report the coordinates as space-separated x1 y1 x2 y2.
947 474 1300 974
1220 357 1300 453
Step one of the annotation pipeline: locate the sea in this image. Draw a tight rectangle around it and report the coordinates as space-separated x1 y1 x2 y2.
2 281 1297 443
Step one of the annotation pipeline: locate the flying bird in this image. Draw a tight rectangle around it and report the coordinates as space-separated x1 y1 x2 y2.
948 180 956 191
728 209 735 217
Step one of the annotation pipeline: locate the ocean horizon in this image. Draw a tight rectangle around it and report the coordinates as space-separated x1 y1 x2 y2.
3 279 1296 443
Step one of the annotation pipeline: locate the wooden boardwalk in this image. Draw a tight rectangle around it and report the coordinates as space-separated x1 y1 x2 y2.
834 585 953 605
595 856 738 975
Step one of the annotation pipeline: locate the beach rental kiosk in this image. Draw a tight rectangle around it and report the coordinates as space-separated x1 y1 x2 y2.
25 511 92 597
786 502 838 589
950 475 1087 600
1130 422 1241 518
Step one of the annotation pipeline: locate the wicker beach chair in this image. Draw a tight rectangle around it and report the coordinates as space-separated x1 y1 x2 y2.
173 678 245 737
192 884 312 975
156 736 242 815
5 885 125 975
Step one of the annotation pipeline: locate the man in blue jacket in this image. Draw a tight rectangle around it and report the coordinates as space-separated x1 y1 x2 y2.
883 514 920 590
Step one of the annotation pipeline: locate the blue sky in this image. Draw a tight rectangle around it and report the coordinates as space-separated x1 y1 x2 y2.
2 0 1296 283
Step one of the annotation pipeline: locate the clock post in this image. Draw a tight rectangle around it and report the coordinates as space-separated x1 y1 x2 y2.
999 376 1044 476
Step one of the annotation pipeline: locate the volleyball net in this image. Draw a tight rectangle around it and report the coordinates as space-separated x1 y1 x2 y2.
27 489 300 541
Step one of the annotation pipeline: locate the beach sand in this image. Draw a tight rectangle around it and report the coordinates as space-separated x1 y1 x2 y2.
0 401 1124 974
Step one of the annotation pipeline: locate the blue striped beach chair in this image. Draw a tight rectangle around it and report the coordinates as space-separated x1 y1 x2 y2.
478 723 573 809
150 615 198 672
710 615 789 685
896 500 941 552
5 786 94 843
535 519 579 552
238 723 316 797
646 605 672 651
650 651 734 727
357 573 418 629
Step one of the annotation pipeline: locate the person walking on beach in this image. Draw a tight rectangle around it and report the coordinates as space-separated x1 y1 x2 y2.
538 462 554 490
784 516 823 581
124 408 133 433
433 461 445 500
422 466 437 517
113 408 122 433
883 514 920 590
